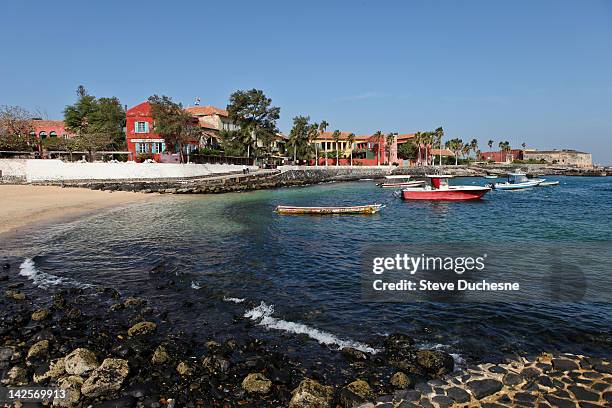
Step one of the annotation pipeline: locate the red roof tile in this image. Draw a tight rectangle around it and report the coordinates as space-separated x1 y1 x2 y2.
185 105 228 117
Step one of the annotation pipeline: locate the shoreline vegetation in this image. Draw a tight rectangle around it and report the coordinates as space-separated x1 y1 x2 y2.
1 266 610 407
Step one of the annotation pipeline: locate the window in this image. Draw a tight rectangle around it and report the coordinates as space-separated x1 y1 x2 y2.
135 122 149 133
49 131 57 138
39 131 47 139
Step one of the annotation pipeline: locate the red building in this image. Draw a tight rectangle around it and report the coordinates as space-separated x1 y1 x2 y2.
125 101 200 162
31 120 74 140
478 149 524 163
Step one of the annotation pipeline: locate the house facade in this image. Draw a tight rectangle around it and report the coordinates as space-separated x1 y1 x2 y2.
478 149 524 163
184 105 238 149
125 101 201 162
31 120 74 140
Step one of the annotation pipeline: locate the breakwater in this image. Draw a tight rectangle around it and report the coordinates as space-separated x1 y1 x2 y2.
25 164 607 194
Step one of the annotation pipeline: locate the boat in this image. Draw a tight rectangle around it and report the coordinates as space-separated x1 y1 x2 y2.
484 175 499 179
490 173 543 190
275 204 383 215
380 180 426 188
378 175 426 188
538 180 559 186
401 175 491 201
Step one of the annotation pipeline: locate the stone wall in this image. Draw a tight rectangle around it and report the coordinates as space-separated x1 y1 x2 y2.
0 159 257 183
523 151 593 167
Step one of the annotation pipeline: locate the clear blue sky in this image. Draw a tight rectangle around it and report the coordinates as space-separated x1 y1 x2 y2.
2 0 611 163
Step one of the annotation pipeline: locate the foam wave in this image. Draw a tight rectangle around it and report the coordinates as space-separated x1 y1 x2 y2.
244 301 378 354
419 342 466 367
223 296 245 303
19 258 94 290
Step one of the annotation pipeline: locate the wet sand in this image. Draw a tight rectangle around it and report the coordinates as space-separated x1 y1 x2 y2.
0 185 154 235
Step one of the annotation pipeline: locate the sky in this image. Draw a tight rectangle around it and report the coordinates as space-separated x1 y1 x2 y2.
1 0 611 164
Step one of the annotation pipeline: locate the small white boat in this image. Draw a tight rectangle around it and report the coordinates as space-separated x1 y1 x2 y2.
538 180 559 186
385 175 411 179
490 173 543 190
484 175 499 179
380 180 426 188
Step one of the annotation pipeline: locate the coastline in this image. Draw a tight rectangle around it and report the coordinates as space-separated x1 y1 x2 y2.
0 185 156 236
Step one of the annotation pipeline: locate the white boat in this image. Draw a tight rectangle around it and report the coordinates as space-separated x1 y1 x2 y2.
385 175 411 179
490 173 543 190
380 180 426 188
484 175 499 179
538 180 559 186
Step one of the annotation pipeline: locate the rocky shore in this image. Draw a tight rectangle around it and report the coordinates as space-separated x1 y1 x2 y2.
21 164 608 195
1 261 610 407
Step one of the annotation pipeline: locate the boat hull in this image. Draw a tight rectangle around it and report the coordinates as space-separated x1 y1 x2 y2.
401 188 490 201
275 204 382 215
493 180 542 190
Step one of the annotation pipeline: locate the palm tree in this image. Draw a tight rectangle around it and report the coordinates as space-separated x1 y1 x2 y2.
319 120 329 166
423 132 431 166
373 130 384 166
385 133 396 165
308 123 319 166
332 130 341 166
346 132 355 166
435 127 444 166
488 140 494 150
469 139 478 159
521 142 526 149
498 141 511 162
414 132 422 166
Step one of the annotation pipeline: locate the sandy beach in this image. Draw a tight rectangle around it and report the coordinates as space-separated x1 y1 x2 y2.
0 185 153 235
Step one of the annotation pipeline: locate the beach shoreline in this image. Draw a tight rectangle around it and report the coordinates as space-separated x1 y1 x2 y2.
0 185 155 236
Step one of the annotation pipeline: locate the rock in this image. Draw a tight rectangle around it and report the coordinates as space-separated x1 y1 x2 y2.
123 297 145 307
81 358 129 398
416 349 454 376
1 366 28 385
31 309 50 321
339 379 374 407
34 357 65 383
242 372 272 394
202 355 230 374
176 361 193 376
27 340 49 360
552 358 580 372
5 290 25 300
431 395 454 408
390 372 411 389
568 385 599 401
57 375 83 405
151 345 169 364
0 347 13 364
384 333 415 357
289 378 334 408
543 394 576 408
127 321 156 336
446 386 471 403
65 348 98 375
502 372 522 386
467 379 503 399
342 347 368 361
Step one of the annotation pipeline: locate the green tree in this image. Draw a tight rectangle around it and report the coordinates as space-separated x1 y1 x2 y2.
148 94 201 163
332 130 341 166
397 141 418 160
64 86 126 159
346 132 355 166
373 130 384 165
469 139 478 158
488 139 494 150
317 120 328 166
445 138 464 165
287 115 313 162
434 127 445 166
226 89 280 159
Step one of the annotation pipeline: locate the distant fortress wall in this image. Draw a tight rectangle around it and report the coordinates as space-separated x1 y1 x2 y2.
523 150 592 168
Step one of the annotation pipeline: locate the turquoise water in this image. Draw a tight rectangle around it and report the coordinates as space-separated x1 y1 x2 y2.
1 176 611 364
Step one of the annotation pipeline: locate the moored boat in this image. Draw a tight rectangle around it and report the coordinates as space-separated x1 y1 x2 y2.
538 180 559 186
484 175 499 179
401 175 491 201
379 180 426 188
275 204 383 215
490 173 543 190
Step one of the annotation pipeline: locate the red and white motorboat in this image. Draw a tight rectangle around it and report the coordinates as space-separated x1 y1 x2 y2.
401 175 491 201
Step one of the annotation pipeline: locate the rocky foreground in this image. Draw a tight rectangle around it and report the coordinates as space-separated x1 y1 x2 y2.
1 264 611 407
